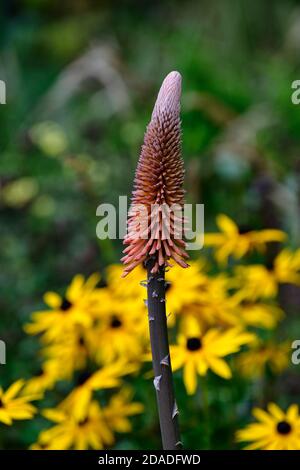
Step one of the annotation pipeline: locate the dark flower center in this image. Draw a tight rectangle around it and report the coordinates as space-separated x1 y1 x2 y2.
77 371 92 386
78 417 89 426
277 421 292 435
110 316 122 328
186 337 202 351
60 298 72 311
266 258 275 271
238 225 252 234
165 281 172 292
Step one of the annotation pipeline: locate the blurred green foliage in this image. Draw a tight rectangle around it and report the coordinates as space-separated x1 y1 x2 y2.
0 0 300 449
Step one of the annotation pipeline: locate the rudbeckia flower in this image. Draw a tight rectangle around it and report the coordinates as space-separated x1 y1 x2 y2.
273 248 300 285
87 301 148 364
23 360 62 395
33 388 143 450
164 261 209 318
170 317 254 394
236 339 290 378
24 274 101 343
204 214 286 264
185 274 241 328
182 283 283 331
233 265 277 300
238 302 283 329
0 379 40 425
40 326 91 379
34 401 114 450
236 403 300 450
233 249 300 300
106 264 147 301
103 388 144 433
59 362 137 421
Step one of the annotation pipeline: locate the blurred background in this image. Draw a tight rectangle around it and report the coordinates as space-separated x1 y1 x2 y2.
0 0 300 449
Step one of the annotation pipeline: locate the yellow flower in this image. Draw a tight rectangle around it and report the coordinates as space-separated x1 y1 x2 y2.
239 302 283 329
236 403 300 450
233 265 277 300
185 274 283 330
35 401 114 450
106 264 146 302
87 299 148 365
164 261 209 318
193 275 241 327
103 388 144 434
41 327 90 379
175 274 241 330
33 388 143 450
204 214 286 264
59 362 137 421
0 380 39 425
236 339 290 378
24 274 101 343
170 317 254 394
274 248 300 285
23 360 63 395
233 249 300 301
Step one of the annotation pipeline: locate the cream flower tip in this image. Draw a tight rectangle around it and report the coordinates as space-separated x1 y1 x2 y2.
152 70 182 120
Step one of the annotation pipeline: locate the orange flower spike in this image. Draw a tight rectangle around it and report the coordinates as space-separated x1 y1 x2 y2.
122 71 189 276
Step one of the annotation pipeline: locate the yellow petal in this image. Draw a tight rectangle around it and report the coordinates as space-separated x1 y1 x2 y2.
170 347 185 371
206 356 232 379
3 379 25 401
42 408 67 423
216 214 238 235
72 388 92 421
66 275 85 302
43 292 62 308
85 273 101 291
267 402 285 421
287 404 299 422
183 361 197 395
234 238 250 259
0 410 12 425
204 234 223 246
252 408 274 425
8 409 36 420
215 243 234 265
196 358 208 376
258 229 287 243
184 316 201 337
